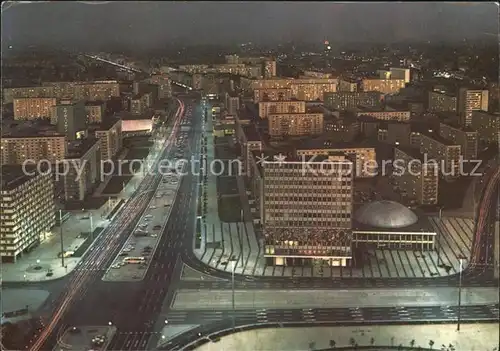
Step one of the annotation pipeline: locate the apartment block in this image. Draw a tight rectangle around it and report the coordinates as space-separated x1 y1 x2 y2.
471 111 500 144
1 135 67 165
258 100 306 119
1 166 55 262
428 91 457 113
63 139 101 202
361 78 405 94
94 119 122 161
296 141 377 178
225 93 240 115
394 147 439 205
458 88 489 127
247 78 337 101
84 101 106 124
261 153 353 267
324 91 382 110
3 86 55 104
356 109 411 122
337 78 358 92
268 113 323 137
253 88 293 103
13 98 57 120
439 122 478 160
419 131 461 179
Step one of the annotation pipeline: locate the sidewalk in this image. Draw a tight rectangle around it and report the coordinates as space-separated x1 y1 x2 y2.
195 324 499 351
1 203 112 283
193 109 262 276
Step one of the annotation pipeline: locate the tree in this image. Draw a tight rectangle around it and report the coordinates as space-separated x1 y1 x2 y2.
329 339 336 348
349 337 356 346
429 340 435 349
410 339 416 348
308 341 316 350
398 344 403 350
370 337 375 345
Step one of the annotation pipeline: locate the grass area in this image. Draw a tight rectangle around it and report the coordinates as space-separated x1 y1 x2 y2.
218 196 242 222
102 175 132 194
217 176 239 195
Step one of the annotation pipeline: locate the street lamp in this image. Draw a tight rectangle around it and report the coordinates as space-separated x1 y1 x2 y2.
457 255 467 331
231 260 236 330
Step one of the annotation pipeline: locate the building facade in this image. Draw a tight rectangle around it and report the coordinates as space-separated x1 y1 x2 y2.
63 140 100 202
471 111 500 144
394 147 439 205
356 110 411 122
258 100 306 119
439 122 478 160
1 167 55 262
428 91 457 112
324 91 382 110
94 119 122 161
253 88 293 103
419 132 461 180
54 100 87 141
458 88 489 127
361 78 405 94
13 98 57 120
84 101 106 124
1 135 67 165
262 156 353 267
268 113 323 137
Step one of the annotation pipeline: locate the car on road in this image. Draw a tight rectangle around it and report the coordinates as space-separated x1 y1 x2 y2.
91 335 106 347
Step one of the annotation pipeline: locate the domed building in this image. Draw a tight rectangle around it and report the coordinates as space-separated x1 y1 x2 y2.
352 200 436 251
354 200 418 229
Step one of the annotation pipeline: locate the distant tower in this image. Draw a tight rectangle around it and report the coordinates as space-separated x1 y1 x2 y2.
324 40 332 53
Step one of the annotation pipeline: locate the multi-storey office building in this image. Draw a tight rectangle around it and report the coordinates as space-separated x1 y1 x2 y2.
419 131 461 180
471 111 500 144
428 91 457 112
253 88 293 103
268 113 323 138
258 100 306 119
458 88 489 127
261 154 354 267
237 124 263 177
53 100 87 141
1 166 55 262
439 122 478 160
394 147 439 205
324 91 382 110
13 98 58 120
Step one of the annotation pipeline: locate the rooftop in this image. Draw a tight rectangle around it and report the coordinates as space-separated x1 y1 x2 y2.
1 120 63 138
66 138 99 159
296 138 376 151
242 124 261 142
0 165 39 191
395 146 425 161
420 130 458 146
353 200 434 233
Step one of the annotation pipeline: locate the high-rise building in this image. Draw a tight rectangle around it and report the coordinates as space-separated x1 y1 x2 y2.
394 147 439 205
261 153 353 267
428 91 457 112
419 131 461 180
296 141 377 178
324 91 382 110
337 78 358 92
258 100 306 119
458 88 489 127
1 134 67 165
63 139 101 202
94 119 122 162
253 88 293 103
361 78 405 94
54 100 87 141
224 93 240 115
263 60 277 78
84 101 106 124
471 111 500 144
13 98 57 120
1 166 55 262
268 113 323 137
439 122 478 160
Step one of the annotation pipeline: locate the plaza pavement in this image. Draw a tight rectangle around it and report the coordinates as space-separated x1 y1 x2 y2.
190 117 476 278
194 323 499 351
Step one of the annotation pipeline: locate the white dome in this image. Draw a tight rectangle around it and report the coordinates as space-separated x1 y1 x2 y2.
354 200 418 229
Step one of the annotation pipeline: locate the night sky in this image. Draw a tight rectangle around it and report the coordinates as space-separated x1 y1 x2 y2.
2 2 498 49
